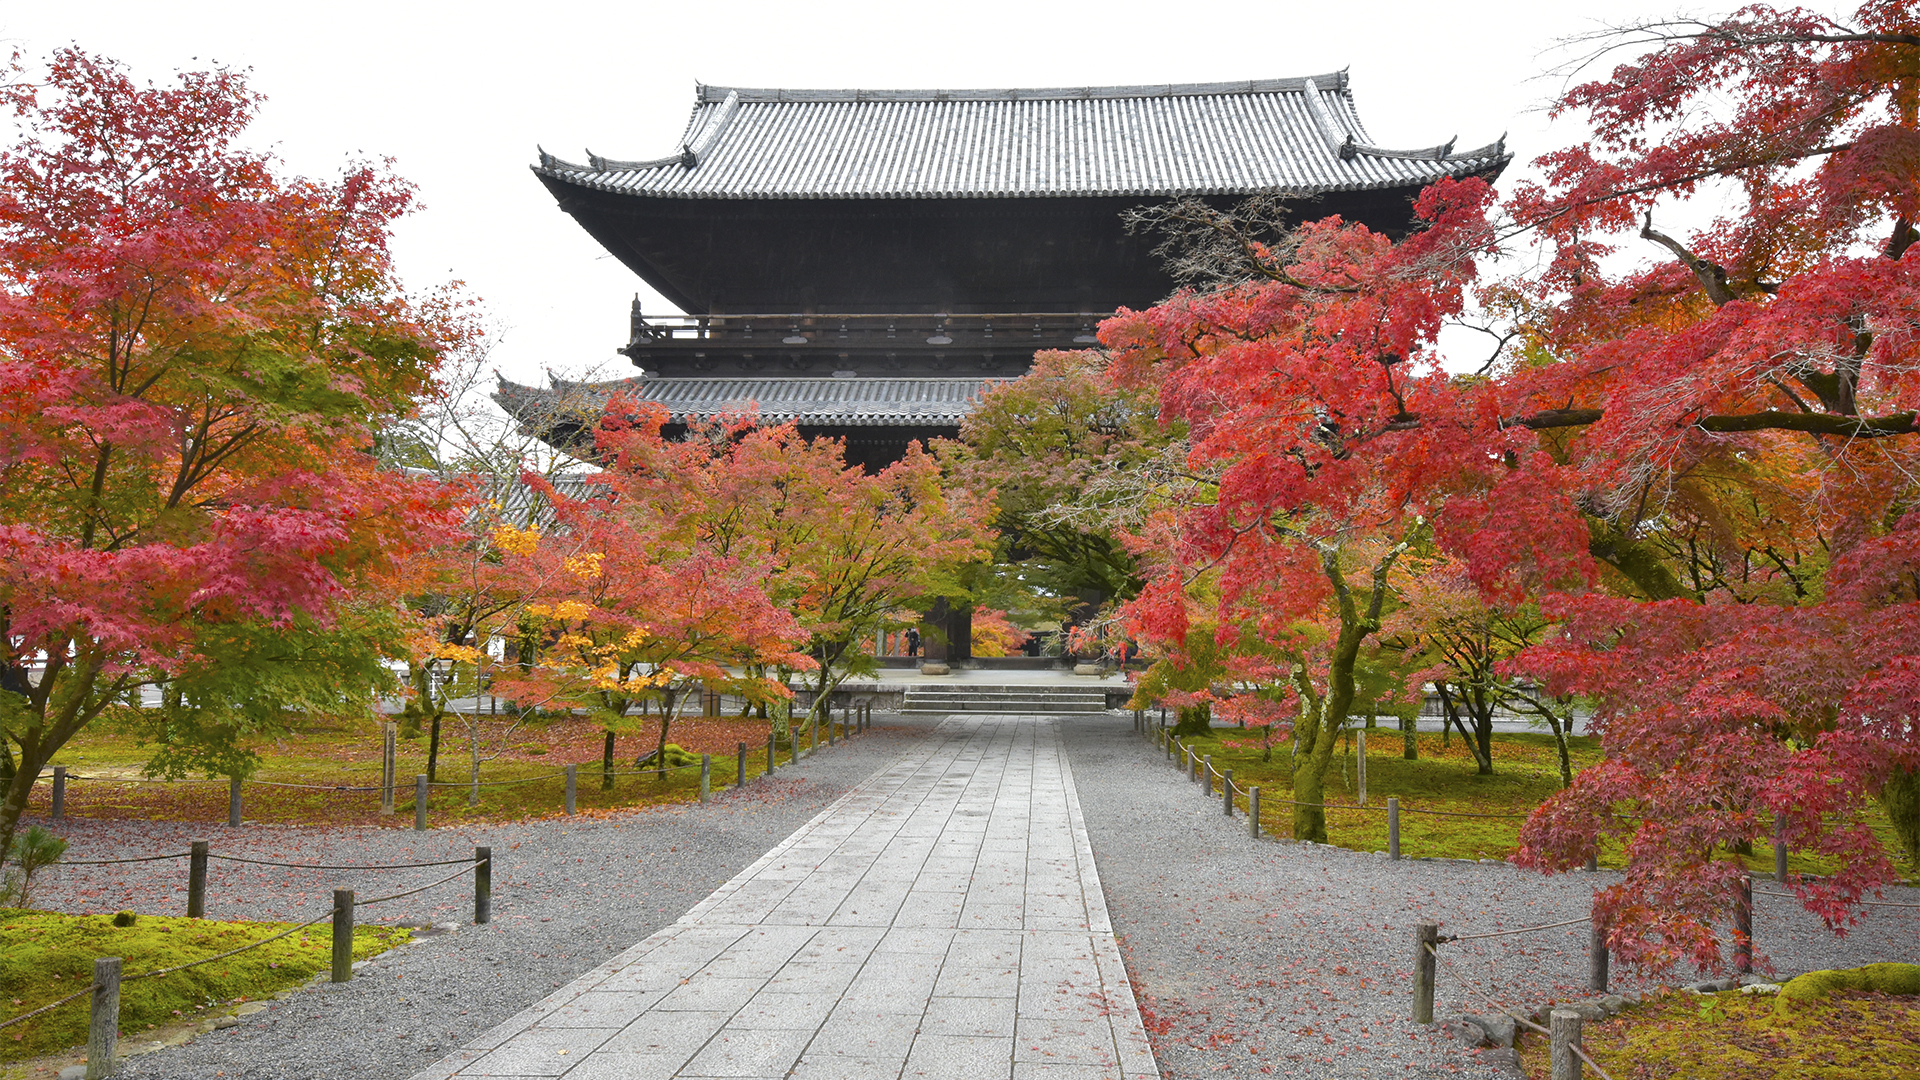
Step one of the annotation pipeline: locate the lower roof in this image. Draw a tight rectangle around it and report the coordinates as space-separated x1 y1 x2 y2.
494 375 1003 430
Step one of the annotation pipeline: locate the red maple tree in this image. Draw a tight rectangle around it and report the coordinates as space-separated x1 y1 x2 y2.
1100 178 1539 842
1485 1 1920 969
0 50 460 862
1102 4 1920 970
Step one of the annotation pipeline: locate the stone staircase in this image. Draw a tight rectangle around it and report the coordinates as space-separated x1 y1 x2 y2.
901 684 1111 714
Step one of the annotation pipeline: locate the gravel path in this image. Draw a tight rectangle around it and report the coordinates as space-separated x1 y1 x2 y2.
1057 713 1920 1080
27 718 943 1080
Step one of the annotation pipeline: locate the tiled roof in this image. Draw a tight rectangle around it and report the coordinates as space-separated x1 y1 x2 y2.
495 376 1001 429
535 74 1506 201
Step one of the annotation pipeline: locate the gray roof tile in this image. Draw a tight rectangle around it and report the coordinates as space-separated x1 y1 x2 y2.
496 376 1000 429
538 74 1505 200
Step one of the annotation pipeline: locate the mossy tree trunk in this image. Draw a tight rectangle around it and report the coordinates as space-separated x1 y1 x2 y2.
1289 534 1411 844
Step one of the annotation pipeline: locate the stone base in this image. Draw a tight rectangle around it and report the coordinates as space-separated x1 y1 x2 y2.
1073 662 1104 676
918 662 952 675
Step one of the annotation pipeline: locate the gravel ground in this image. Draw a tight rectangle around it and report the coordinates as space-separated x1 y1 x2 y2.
21 710 1920 1080
25 717 943 1080
1058 712 1920 1080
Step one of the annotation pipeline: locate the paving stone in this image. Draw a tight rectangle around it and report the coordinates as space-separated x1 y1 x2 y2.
457 1027 618 1075
922 994 1018 1036
904 1032 1017 1079
539 991 667 1028
680 1027 815 1077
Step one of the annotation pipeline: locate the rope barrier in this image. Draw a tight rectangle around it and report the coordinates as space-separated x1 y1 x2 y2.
247 781 384 791
424 771 568 789
1755 888 1920 910
59 774 224 785
1439 915 1592 943
0 985 92 1032
357 860 486 907
123 908 338 982
2 857 488 1032
1426 942 1620 1080
0 904 337 1033
60 852 191 866
207 853 483 871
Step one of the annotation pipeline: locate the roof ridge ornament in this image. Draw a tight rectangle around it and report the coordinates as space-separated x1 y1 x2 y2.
680 90 742 169
1301 78 1351 157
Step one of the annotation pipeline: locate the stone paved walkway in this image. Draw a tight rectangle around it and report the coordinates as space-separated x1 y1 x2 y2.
408 716 1159 1080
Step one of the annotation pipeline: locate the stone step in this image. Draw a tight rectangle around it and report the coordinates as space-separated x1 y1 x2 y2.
901 684 1111 714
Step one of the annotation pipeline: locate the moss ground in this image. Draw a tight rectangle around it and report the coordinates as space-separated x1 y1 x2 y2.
1162 726 1903 874
1513 985 1920 1079
25 707 842 827
0 908 408 1063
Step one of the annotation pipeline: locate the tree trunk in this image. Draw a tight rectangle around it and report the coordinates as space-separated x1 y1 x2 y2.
468 715 480 806
602 729 616 791
1293 746 1330 843
655 689 676 780
1468 685 1495 775
0 745 48 869
1883 767 1920 870
1290 537 1410 844
1401 710 1418 760
1540 704 1574 788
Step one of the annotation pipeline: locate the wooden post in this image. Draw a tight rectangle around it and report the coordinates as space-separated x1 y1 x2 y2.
1357 729 1367 806
187 840 208 918
1589 921 1610 993
1733 874 1753 975
1774 819 1789 883
700 755 711 803
86 956 120 1080
474 846 491 925
767 730 776 774
810 714 819 757
1203 755 1213 797
227 776 243 827
1249 787 1261 838
1223 769 1233 816
1412 922 1438 1023
1388 797 1401 860
828 706 836 745
381 723 396 816
51 765 66 820
736 742 747 788
564 764 577 815
1549 1007 1583 1080
331 889 354 983
413 774 428 831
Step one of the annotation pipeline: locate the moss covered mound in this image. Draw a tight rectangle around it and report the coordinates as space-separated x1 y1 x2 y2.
1519 983 1920 1080
0 908 408 1061
638 743 702 769
1775 963 1920 1016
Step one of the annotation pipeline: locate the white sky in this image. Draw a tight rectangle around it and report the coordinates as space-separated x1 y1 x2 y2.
5 1 1822 386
